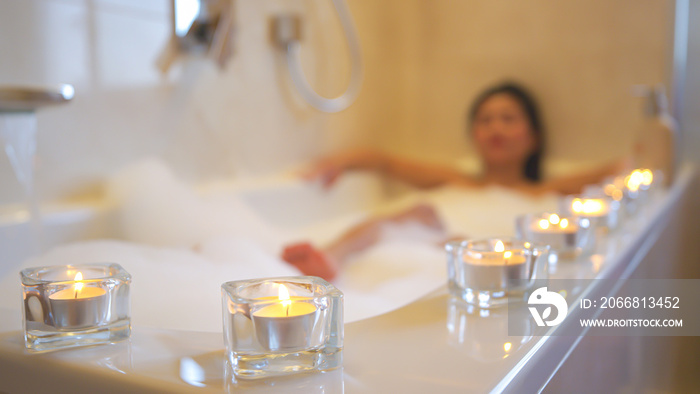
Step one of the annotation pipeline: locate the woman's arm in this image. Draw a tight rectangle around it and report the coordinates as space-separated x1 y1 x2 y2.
305 148 478 189
538 158 630 195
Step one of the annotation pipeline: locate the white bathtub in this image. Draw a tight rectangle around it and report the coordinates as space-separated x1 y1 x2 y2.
0 164 561 333
0 170 398 274
0 169 444 331
0 165 694 392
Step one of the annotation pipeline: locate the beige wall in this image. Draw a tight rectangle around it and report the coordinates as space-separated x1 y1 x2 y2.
331 0 675 168
0 0 357 205
0 0 676 205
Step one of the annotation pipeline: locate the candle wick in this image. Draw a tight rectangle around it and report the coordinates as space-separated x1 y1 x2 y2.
74 289 78 299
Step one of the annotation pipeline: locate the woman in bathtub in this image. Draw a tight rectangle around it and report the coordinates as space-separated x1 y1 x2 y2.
282 82 627 280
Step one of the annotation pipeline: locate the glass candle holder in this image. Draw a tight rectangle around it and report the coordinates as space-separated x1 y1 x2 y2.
622 168 656 215
515 212 594 261
222 276 343 379
599 175 627 202
21 263 131 352
560 194 620 231
445 238 549 308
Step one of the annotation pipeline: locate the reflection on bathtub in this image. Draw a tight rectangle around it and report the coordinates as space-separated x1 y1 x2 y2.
447 296 536 362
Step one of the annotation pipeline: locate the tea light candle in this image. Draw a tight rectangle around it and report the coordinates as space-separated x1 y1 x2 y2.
531 214 578 234
21 263 131 352
516 213 593 260
252 284 318 351
641 169 654 188
48 272 108 329
222 277 343 378
626 168 654 192
468 240 526 265
571 198 609 217
446 238 549 308
463 240 528 290
603 180 625 202
529 214 579 253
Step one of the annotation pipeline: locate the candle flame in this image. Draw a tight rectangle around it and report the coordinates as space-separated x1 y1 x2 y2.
548 214 560 225
641 169 653 186
504 251 512 259
538 219 550 230
573 198 605 214
583 200 602 213
560 218 569 229
74 272 84 299
626 170 644 192
572 200 583 213
494 240 505 253
504 342 512 352
278 284 291 316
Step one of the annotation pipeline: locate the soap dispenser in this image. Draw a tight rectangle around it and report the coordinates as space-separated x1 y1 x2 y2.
633 85 676 186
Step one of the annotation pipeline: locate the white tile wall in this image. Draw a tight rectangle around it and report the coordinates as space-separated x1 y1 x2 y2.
0 0 349 206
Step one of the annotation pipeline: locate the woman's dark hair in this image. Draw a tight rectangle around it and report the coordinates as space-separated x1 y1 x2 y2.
468 82 544 182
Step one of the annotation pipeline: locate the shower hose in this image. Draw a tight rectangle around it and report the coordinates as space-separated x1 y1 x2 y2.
285 0 363 113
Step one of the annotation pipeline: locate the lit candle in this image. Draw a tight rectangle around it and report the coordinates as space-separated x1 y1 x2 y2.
48 272 108 329
571 198 610 217
625 168 654 192
603 180 625 202
464 240 527 266
519 213 591 259
641 169 653 188
531 214 578 234
252 284 318 351
222 277 343 378
462 240 529 290
625 170 643 192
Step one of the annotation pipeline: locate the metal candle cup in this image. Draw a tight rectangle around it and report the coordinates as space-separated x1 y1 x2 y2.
48 285 108 329
251 295 320 351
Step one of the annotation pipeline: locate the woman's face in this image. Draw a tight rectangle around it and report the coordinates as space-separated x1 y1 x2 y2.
472 93 537 170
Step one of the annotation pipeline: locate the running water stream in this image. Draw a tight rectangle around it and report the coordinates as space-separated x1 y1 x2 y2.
0 112 43 251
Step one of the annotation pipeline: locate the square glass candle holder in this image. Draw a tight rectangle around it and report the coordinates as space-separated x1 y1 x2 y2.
587 176 627 212
222 276 343 379
621 168 657 215
21 263 131 352
446 238 549 308
515 212 595 261
560 194 620 231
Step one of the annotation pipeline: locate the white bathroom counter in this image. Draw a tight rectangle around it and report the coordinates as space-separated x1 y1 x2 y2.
0 167 693 393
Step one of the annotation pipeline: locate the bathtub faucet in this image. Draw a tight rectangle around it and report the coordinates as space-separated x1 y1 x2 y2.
157 0 235 73
0 85 73 113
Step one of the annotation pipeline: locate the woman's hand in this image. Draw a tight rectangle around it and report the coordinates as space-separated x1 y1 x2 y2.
302 148 381 189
